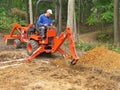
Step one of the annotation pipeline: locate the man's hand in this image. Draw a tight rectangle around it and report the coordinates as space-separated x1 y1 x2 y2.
50 24 53 26
44 24 48 26
44 24 53 26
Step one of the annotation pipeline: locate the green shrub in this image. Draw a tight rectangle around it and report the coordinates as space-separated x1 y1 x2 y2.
76 41 95 51
0 7 26 33
97 32 113 42
107 45 120 53
86 0 113 25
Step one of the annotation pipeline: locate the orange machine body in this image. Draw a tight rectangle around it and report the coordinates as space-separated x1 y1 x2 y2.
26 27 79 65
4 23 79 65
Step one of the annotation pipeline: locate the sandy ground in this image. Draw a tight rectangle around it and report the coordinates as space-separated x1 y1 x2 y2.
0 33 120 90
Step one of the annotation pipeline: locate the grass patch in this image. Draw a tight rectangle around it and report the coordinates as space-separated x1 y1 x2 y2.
76 41 120 54
76 41 95 51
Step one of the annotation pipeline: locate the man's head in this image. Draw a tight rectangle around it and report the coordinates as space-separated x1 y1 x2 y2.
45 9 52 17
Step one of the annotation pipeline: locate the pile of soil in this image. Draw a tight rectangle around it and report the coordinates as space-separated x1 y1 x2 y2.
79 46 120 73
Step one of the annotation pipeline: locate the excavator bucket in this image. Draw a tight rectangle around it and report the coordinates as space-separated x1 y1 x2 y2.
4 35 19 45
5 38 14 45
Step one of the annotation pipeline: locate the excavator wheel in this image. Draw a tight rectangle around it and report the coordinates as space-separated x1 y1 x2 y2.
27 40 39 56
14 39 22 49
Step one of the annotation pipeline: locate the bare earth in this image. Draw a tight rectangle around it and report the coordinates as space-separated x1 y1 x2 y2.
0 33 120 90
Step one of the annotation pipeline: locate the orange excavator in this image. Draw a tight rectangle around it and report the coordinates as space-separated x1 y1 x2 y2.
3 0 79 65
4 24 79 65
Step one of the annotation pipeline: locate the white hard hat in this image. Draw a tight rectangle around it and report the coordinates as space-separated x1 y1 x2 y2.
47 9 52 14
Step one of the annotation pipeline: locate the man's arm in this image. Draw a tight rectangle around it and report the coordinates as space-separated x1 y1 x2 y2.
37 15 44 26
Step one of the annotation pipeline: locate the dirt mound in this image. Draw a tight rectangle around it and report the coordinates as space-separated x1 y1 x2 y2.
79 46 120 73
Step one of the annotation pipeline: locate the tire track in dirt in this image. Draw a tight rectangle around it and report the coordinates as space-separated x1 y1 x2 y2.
0 58 25 69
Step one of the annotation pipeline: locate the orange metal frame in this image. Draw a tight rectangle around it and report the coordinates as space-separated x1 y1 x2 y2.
4 23 33 43
4 23 79 65
26 27 79 64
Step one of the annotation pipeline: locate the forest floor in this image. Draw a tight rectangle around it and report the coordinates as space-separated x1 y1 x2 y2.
0 32 120 90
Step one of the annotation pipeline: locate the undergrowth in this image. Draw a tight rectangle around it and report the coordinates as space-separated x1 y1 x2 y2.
76 41 120 54
0 7 26 33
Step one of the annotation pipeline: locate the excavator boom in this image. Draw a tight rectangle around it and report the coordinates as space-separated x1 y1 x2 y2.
52 27 79 64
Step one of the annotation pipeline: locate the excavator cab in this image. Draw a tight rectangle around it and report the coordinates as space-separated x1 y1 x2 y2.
35 0 59 25
28 0 59 42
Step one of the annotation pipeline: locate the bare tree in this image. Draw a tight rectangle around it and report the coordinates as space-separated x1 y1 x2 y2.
55 0 62 35
114 0 120 45
67 0 77 41
77 0 81 34
58 0 62 34
29 0 33 24
25 0 29 24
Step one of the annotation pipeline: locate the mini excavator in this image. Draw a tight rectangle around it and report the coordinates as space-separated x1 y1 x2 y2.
3 0 79 65
4 24 79 65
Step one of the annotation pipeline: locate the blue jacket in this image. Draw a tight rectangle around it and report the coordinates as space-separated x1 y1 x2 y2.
37 14 52 27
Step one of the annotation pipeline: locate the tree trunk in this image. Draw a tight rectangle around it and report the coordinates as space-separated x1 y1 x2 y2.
55 0 62 35
78 0 81 34
67 0 77 41
114 0 120 45
58 0 62 34
25 0 29 24
29 0 33 24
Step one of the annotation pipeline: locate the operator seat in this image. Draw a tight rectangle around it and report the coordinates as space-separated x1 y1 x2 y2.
28 25 36 37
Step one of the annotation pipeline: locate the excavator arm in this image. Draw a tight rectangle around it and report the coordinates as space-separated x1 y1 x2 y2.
52 27 79 65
